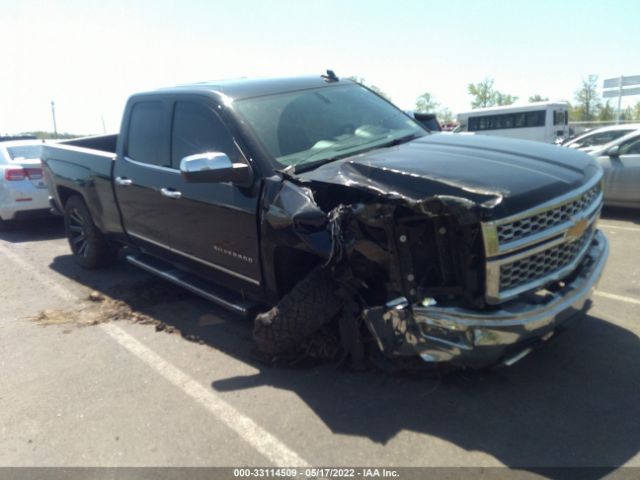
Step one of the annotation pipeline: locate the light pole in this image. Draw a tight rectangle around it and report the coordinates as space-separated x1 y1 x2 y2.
51 101 58 138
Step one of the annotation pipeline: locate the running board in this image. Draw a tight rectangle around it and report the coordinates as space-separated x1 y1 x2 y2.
126 254 255 316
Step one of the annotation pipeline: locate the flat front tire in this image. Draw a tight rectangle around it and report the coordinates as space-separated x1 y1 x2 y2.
64 195 117 269
253 267 344 355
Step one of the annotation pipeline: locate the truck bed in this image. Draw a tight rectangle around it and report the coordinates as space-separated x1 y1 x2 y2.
42 135 123 235
61 134 118 154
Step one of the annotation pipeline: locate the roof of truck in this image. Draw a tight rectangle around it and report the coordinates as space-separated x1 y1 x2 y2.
150 75 353 101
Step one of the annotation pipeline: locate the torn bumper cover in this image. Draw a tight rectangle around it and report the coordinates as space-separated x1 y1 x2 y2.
363 230 609 368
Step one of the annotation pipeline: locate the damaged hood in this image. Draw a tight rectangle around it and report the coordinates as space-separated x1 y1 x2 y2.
297 133 602 219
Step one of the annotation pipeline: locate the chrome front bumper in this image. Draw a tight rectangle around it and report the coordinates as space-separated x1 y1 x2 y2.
362 230 609 368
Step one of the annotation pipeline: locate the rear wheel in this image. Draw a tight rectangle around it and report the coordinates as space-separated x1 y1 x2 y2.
64 195 117 269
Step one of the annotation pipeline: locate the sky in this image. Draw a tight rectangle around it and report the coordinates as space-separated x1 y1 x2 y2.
0 0 638 135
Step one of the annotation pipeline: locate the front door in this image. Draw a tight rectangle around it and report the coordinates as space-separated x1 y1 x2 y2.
601 135 640 206
161 99 262 289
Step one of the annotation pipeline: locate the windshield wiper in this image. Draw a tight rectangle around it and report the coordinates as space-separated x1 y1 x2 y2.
376 133 422 148
293 156 341 173
292 133 423 174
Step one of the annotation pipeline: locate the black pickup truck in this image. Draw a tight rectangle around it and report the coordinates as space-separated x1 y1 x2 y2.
43 74 609 368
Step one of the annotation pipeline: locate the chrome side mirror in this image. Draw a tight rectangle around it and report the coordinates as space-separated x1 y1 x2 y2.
180 152 252 186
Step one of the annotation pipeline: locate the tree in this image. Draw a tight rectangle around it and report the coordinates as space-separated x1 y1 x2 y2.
347 76 366 85
468 78 518 108
415 92 439 112
573 75 601 121
495 92 518 106
368 85 391 101
438 107 454 123
633 101 640 121
347 76 391 101
528 94 549 103
620 106 635 122
468 78 496 108
598 101 615 122
22 131 79 139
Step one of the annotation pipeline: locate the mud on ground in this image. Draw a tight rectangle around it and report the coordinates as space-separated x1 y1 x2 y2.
28 278 201 340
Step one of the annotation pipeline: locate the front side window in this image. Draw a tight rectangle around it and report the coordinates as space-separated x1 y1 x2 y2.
620 137 640 155
234 84 424 169
171 102 236 169
126 101 168 167
571 130 633 148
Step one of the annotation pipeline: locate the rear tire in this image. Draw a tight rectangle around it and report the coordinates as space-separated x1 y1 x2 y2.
64 195 117 269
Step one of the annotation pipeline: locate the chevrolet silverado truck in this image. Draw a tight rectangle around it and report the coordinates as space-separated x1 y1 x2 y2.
42 73 609 368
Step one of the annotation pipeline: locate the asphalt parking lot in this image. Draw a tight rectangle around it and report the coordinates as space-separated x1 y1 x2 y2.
0 208 638 476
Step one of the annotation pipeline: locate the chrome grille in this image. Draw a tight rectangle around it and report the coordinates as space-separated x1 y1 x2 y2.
499 227 594 291
497 183 600 245
482 175 603 304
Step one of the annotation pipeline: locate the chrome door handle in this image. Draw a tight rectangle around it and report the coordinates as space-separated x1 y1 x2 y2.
115 176 132 186
160 188 182 199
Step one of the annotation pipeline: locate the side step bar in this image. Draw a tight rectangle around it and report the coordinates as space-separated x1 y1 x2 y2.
126 254 255 317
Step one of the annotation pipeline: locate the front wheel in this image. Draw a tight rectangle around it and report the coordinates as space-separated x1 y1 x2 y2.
64 195 117 269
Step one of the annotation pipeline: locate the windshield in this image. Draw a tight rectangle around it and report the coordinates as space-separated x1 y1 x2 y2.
234 84 425 169
7 145 42 161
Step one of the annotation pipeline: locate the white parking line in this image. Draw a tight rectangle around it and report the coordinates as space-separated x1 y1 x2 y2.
0 242 77 302
101 323 308 466
599 223 640 233
0 240 309 467
595 291 640 306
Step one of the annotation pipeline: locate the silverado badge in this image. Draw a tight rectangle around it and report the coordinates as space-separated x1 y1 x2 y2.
566 217 589 242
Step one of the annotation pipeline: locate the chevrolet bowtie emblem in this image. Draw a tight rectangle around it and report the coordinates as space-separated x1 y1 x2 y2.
566 218 588 242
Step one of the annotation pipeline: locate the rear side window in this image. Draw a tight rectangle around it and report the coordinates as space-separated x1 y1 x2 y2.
171 102 236 169
127 101 168 167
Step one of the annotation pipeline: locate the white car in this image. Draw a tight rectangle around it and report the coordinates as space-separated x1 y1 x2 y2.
590 130 640 208
0 140 51 229
563 124 640 153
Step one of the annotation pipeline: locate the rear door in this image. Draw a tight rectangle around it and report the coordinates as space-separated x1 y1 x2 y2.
113 99 176 252
161 98 262 288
